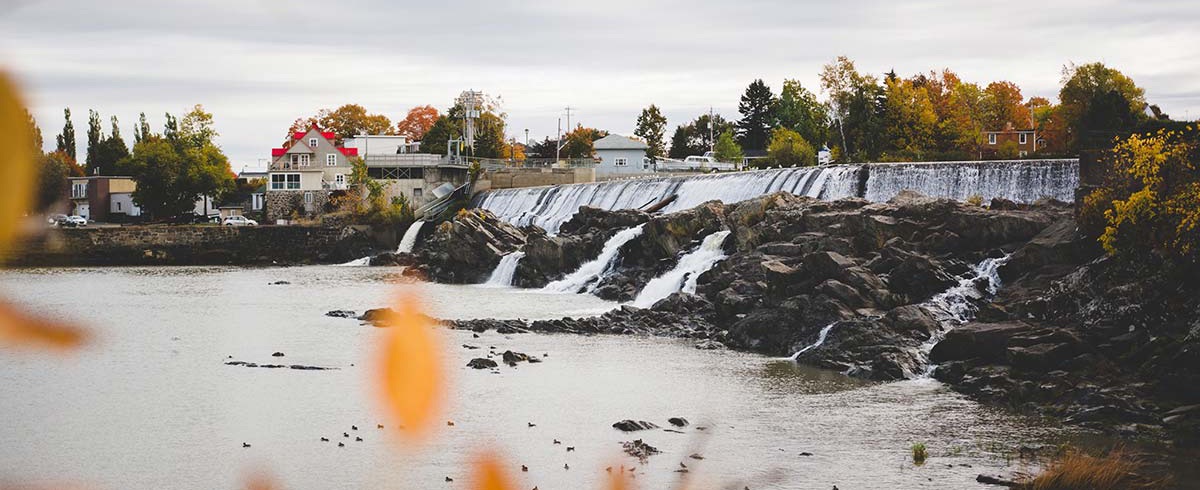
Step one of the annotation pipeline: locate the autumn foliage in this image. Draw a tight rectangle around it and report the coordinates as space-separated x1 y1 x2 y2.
396 105 439 141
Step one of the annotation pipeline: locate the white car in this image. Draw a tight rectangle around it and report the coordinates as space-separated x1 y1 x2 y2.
222 216 258 227
64 215 88 227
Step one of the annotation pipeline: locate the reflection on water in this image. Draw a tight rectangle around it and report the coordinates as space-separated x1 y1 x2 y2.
0 266 1078 489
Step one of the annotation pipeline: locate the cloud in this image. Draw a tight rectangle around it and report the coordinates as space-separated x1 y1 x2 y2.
2 0 1198 166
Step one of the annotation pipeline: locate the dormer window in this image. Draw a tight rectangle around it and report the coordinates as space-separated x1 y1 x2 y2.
309 138 318 148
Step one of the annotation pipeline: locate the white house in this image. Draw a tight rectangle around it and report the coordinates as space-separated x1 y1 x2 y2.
593 134 650 179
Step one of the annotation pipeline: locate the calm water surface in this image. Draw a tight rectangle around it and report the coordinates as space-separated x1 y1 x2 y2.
0 266 1074 489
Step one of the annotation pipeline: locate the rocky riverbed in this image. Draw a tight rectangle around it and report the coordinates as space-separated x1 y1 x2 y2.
409 191 1199 446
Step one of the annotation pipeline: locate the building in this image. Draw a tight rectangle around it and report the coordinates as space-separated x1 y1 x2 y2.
343 135 410 155
593 134 649 179
67 176 142 222
983 122 1040 157
265 125 359 221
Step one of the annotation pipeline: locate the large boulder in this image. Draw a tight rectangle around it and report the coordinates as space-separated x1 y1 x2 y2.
417 210 526 283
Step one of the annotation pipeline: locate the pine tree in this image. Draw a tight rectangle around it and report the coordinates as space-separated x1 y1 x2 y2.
736 79 777 152
56 108 77 161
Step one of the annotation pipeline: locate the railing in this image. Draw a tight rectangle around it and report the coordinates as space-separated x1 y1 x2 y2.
364 154 458 167
476 158 598 171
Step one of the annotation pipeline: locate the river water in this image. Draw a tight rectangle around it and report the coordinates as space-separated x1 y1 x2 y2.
0 266 1076 489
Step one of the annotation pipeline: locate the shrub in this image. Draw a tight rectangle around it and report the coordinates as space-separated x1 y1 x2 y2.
1081 127 1200 264
767 128 816 167
966 194 984 207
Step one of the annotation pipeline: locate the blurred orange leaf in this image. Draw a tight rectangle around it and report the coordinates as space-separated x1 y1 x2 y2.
0 300 87 350
0 71 35 258
469 452 517 490
375 292 445 441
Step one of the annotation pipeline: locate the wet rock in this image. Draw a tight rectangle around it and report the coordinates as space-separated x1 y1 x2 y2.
358 308 394 323
271 352 285 357
694 339 726 350
325 310 357 318
930 322 1035 363
612 420 660 432
467 358 498 369
416 209 527 284
620 439 660 463
269 280 290 285
667 417 689 427
501 350 530 366
976 474 1018 487
449 318 529 333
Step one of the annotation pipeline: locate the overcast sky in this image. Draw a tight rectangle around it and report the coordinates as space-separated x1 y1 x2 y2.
2 0 1198 170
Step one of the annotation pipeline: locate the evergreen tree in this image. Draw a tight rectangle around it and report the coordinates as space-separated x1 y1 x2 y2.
736 79 777 152
633 104 668 162
668 124 693 159
56 108 76 161
85 109 102 174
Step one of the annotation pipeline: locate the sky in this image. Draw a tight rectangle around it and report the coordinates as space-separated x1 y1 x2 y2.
2 0 1198 171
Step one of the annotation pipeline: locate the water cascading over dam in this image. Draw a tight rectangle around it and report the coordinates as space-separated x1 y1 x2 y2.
472 159 1078 233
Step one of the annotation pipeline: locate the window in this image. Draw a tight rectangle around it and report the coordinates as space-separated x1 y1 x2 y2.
1019 133 1028 145
326 154 337 166
116 202 122 211
1019 151 1028 158
988 133 997 145
335 174 345 186
614 157 628 166
304 192 313 204
252 194 264 211
289 154 311 167
413 188 423 199
71 182 87 199
270 173 301 190
308 138 318 148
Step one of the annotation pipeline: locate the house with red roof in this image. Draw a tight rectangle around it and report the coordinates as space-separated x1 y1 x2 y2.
265 125 360 221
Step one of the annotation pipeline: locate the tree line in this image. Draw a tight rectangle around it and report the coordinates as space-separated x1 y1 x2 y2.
627 57 1174 167
28 105 235 219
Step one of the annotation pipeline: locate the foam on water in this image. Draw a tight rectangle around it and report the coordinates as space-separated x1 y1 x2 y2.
632 230 731 308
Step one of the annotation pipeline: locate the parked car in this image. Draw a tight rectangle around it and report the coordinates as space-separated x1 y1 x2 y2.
222 216 258 227
47 214 68 226
63 215 88 227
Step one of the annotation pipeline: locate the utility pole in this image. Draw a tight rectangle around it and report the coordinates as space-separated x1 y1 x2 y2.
709 106 715 153
555 117 562 163
524 128 529 148
564 107 573 132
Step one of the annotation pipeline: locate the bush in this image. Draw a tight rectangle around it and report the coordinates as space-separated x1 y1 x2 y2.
1081 127 1200 263
911 443 928 465
966 194 984 207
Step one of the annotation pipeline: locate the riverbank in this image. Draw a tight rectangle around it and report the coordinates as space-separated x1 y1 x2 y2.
410 191 1199 451
4 224 382 267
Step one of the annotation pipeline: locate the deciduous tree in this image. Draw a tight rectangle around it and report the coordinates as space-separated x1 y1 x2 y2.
56 108 76 161
982 81 1033 131
317 104 393 144
1059 62 1147 151
882 76 937 161
776 80 829 149
85 109 102 174
633 104 667 162
395 105 439 141
713 130 743 164
766 128 816 167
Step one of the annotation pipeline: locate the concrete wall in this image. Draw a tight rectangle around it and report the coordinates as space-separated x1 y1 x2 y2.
6 225 377 267
483 167 595 189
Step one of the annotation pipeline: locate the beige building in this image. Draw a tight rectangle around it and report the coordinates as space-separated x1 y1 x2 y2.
266 125 359 220
67 176 141 222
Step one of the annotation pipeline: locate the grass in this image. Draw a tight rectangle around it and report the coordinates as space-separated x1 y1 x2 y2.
911 442 928 465
1018 447 1168 490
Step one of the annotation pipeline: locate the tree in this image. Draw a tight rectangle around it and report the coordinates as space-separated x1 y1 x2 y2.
90 119 130 176
85 109 102 174
163 113 179 144
24 109 42 153
668 124 693 159
56 108 77 161
179 104 218 149
472 112 507 158
713 130 743 163
1059 62 1147 151
317 104 394 144
123 135 233 218
945 81 988 158
766 128 816 167
882 76 937 161
561 126 607 159
135 112 151 144
668 113 735 158
34 151 79 212
820 56 884 161
634 104 667 162
736 79 777 151
418 115 460 155
525 137 557 160
395 105 439 141
776 80 829 149
982 81 1032 131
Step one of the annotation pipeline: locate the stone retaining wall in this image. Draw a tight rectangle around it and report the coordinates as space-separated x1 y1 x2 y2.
5 225 378 267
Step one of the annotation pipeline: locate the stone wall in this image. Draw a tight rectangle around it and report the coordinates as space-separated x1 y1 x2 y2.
6 225 378 267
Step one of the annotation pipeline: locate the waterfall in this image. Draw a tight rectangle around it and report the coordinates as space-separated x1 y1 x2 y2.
789 322 838 360
473 160 1078 233
397 220 426 254
632 230 732 308
483 251 525 287
917 254 1013 375
335 256 371 266
474 166 862 234
864 160 1079 203
542 225 645 294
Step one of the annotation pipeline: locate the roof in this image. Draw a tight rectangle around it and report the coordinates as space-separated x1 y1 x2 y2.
271 148 286 157
593 134 648 150
339 147 359 156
